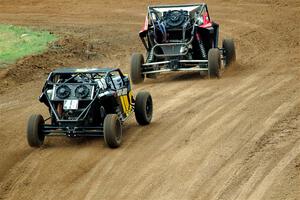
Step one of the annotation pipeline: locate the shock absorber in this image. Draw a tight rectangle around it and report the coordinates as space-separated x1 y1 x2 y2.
196 33 207 59
147 48 155 63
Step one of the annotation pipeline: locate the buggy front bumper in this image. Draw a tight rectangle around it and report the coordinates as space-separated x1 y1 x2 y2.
142 60 209 74
42 125 104 137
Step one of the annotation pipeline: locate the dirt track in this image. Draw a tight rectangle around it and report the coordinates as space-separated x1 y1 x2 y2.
0 0 300 199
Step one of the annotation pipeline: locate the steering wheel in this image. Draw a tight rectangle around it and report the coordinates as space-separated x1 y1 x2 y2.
164 10 188 28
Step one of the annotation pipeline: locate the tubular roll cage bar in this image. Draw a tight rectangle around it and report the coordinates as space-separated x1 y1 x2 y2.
141 3 207 50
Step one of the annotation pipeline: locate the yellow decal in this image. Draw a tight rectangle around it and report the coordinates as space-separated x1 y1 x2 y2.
119 91 133 116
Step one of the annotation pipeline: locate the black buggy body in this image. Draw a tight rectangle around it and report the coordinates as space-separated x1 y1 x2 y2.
131 3 236 83
27 68 153 148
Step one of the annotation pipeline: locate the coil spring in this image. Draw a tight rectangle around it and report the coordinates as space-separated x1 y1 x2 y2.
147 49 155 62
199 40 207 59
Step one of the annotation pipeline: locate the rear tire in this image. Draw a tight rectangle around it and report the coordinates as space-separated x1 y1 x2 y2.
222 39 236 67
27 114 45 147
130 53 145 84
135 91 153 125
208 48 221 78
103 114 122 148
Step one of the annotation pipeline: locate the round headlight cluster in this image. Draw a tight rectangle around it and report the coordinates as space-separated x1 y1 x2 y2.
56 85 71 99
75 85 90 98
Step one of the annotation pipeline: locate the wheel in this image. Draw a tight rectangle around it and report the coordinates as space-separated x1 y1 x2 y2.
135 91 153 125
222 38 236 67
27 114 45 147
130 53 145 84
103 114 122 148
208 48 221 78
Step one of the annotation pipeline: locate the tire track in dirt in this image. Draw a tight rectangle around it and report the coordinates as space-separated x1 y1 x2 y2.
247 141 300 200
72 65 298 200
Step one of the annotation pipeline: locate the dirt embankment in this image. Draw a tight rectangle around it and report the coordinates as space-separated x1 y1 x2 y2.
0 36 100 93
0 0 299 200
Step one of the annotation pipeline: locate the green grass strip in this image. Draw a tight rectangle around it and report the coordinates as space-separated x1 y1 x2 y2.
0 24 57 67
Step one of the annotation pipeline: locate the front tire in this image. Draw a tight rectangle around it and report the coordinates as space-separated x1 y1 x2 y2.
223 39 236 67
103 114 122 148
135 91 153 125
208 48 221 78
27 114 45 147
130 53 145 84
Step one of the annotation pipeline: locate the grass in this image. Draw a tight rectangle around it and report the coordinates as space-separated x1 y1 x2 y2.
0 24 57 67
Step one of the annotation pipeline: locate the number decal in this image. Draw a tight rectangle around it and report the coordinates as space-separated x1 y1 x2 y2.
117 88 128 96
63 100 79 110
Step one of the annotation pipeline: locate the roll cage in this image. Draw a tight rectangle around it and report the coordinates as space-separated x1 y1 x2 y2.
136 3 222 74
39 68 131 137
140 3 210 43
44 68 128 90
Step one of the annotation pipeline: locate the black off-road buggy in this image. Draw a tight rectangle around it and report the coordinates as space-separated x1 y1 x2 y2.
27 68 153 148
131 3 236 84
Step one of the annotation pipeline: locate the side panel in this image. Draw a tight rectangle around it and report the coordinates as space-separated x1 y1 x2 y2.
139 15 149 38
118 89 133 116
117 75 134 116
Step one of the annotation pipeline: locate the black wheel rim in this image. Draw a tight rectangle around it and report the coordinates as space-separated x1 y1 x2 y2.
115 119 122 141
38 122 44 141
145 96 153 119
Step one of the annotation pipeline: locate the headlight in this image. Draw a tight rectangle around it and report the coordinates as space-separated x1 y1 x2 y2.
56 85 71 99
46 89 53 99
75 85 90 98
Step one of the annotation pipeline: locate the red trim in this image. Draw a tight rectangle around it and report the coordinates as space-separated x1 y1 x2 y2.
139 15 148 34
199 22 212 28
203 12 209 24
199 12 212 28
